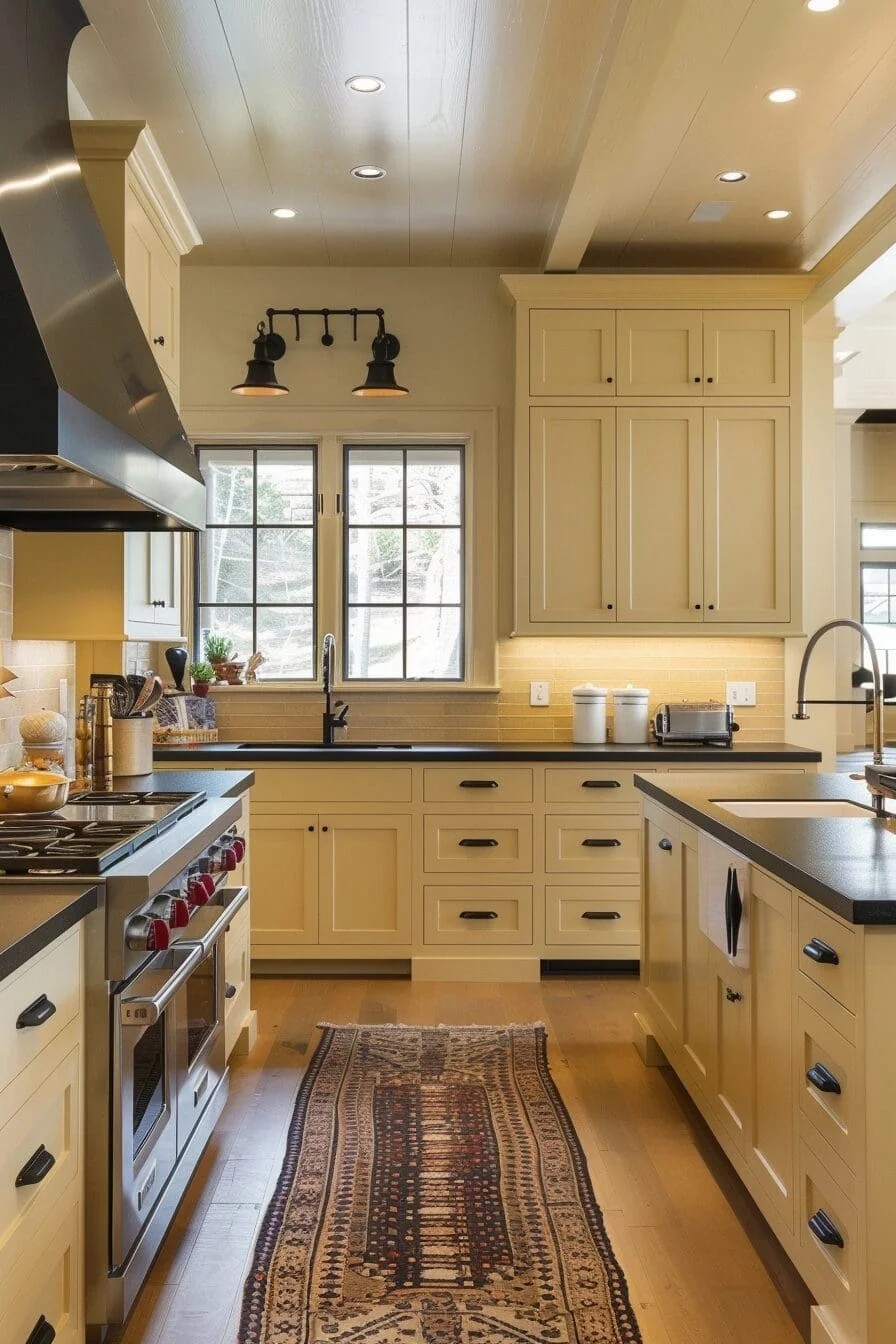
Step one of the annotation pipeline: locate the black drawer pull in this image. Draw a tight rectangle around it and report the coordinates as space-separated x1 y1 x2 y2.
224 982 237 999
581 779 621 789
25 1317 55 1344
803 937 839 966
459 837 499 847
459 779 498 788
658 837 673 851
808 1209 844 1249
582 837 621 847
459 910 498 920
16 994 56 1030
15 1144 56 1188
582 911 621 920
807 1063 842 1096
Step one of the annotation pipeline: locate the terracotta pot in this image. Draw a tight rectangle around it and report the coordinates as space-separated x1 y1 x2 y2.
191 681 210 698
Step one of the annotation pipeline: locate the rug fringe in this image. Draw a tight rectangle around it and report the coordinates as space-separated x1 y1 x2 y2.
316 1020 547 1031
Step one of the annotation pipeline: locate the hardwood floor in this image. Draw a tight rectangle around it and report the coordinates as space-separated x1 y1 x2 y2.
111 972 810 1344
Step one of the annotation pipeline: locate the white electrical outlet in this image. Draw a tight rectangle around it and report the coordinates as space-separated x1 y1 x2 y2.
726 680 757 707
530 680 550 707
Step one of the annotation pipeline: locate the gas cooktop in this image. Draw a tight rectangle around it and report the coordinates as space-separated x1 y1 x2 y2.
0 789 206 875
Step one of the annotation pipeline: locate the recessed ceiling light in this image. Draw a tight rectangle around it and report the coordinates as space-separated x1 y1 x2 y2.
346 75 385 93
806 0 842 11
717 170 749 183
351 165 386 180
765 208 792 219
270 207 297 219
767 87 799 103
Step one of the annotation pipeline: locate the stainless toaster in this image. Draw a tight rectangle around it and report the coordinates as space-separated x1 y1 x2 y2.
653 702 739 746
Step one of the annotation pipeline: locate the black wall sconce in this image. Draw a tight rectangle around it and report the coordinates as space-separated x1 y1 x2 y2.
232 306 408 398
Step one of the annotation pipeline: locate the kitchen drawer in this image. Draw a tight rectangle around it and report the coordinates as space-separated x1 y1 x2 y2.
1 1196 82 1344
0 1029 80 1286
423 766 533 804
545 814 640 874
423 886 533 945
545 767 649 807
797 899 857 1016
797 1140 860 1338
797 997 859 1175
250 765 412 804
223 903 250 1059
424 815 533 873
0 927 81 1095
545 885 640 946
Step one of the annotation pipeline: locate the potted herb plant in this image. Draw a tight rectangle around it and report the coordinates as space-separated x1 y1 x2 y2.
190 661 215 697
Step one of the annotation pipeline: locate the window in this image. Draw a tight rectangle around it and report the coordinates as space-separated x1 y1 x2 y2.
197 447 317 678
194 438 484 684
858 519 896 675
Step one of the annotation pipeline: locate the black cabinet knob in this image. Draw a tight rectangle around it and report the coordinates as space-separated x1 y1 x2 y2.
694 375 701 382
725 986 743 1002
153 335 165 346
658 837 673 851
695 603 702 610
606 376 614 383
606 602 614 610
706 376 714 383
224 982 237 999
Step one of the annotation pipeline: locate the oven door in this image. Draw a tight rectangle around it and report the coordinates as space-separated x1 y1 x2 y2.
176 885 249 1149
112 942 202 1268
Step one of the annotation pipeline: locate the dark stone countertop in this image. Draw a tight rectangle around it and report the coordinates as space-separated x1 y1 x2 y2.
635 770 896 925
153 741 820 765
0 883 102 984
115 768 255 797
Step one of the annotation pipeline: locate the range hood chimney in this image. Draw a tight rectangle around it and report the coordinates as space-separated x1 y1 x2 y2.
0 0 205 531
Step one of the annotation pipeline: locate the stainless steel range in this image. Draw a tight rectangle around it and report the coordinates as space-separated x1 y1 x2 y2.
0 787 248 1337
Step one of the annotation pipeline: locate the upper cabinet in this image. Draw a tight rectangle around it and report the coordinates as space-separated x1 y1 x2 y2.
504 275 809 635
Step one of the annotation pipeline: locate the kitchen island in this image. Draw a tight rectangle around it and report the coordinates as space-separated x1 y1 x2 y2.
634 769 896 1344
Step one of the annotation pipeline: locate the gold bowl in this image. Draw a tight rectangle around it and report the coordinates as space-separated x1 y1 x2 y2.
0 769 72 814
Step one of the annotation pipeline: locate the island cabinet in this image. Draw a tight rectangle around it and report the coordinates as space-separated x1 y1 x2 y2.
0 926 86 1344
637 798 896 1344
503 274 811 635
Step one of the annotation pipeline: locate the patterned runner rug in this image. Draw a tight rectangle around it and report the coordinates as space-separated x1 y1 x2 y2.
240 1023 642 1344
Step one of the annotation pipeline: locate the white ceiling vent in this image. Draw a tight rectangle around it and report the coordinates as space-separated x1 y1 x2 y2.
688 201 734 224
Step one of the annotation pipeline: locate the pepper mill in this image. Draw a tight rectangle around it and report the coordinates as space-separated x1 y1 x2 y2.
74 694 95 792
164 646 189 693
93 684 114 792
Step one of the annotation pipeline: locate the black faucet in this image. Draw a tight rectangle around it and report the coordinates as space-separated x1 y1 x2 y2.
321 632 349 745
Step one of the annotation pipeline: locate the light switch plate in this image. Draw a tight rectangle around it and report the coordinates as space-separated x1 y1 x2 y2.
726 680 756 707
530 680 550 707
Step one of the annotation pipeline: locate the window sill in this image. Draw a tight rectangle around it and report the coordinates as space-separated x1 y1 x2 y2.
208 682 501 695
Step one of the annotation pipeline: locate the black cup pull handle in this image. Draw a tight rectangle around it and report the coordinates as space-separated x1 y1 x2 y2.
459 779 499 789
658 837 673 851
16 994 56 1030
25 1317 55 1344
807 1063 842 1096
808 1209 844 1249
459 838 499 847
15 1144 56 1188
803 937 839 966
582 911 621 920
459 910 498 919
582 837 621 847
581 779 621 789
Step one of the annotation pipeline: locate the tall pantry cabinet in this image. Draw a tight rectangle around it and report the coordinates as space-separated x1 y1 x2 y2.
503 276 813 636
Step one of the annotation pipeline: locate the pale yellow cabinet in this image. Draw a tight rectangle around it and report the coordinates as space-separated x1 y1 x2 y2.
249 812 320 952
124 531 184 636
528 407 616 622
617 310 703 396
641 802 685 1040
529 309 616 395
617 309 789 398
708 952 752 1152
124 183 180 394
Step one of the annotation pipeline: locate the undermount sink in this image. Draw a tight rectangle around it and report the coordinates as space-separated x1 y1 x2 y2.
234 742 413 750
715 799 875 819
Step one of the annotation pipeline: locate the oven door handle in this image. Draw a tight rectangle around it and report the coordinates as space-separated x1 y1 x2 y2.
180 885 249 958
119 944 203 1027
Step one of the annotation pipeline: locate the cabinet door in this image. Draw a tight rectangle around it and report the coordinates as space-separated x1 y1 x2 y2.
747 869 795 1229
124 533 156 630
125 184 179 388
150 532 183 633
529 408 616 622
710 954 751 1152
704 408 790 622
250 812 319 948
529 309 615 395
616 310 702 395
681 832 714 1094
318 814 411 945
703 311 789 397
642 805 684 1043
617 408 703 622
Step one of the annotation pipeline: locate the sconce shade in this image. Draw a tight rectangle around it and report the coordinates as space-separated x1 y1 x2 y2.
851 665 875 690
232 329 289 396
352 332 408 397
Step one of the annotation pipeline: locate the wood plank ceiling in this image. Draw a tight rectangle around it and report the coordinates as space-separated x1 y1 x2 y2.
71 0 896 273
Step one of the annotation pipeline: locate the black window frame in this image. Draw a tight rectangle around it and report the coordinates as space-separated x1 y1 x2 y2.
342 443 466 682
195 444 318 680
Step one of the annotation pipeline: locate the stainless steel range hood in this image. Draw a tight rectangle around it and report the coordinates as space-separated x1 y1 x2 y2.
0 0 205 531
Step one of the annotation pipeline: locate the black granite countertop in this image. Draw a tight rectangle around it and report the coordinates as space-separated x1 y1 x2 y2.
115 768 255 797
0 883 101 983
635 770 896 925
153 741 820 765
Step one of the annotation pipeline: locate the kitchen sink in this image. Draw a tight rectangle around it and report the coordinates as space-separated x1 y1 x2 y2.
235 742 414 750
715 799 875 819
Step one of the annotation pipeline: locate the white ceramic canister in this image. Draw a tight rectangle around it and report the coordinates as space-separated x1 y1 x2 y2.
111 715 153 776
571 684 608 744
611 685 650 743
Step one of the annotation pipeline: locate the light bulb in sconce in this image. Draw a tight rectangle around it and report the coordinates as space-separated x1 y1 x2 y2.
0 666 16 699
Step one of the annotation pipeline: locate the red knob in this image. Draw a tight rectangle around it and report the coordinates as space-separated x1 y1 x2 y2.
169 897 190 928
231 837 246 862
222 845 238 872
188 875 213 906
147 918 170 952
